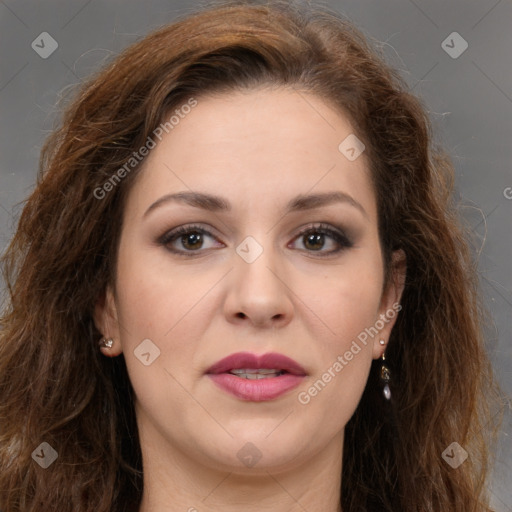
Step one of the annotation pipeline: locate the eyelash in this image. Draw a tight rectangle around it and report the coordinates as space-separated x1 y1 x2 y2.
158 222 353 257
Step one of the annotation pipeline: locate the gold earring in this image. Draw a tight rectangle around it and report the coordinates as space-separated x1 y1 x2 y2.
99 337 114 349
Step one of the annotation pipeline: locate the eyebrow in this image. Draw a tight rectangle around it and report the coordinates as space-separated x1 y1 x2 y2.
143 190 368 219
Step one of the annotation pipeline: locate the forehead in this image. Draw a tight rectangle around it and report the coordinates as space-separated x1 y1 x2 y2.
124 87 377 222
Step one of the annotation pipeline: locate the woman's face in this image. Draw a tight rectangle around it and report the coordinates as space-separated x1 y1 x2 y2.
96 87 403 475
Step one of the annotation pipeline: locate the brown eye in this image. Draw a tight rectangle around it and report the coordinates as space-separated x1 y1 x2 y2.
290 223 353 256
180 231 204 250
159 224 223 254
303 232 326 251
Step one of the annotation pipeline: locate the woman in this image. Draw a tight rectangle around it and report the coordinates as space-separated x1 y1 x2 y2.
0 1 501 510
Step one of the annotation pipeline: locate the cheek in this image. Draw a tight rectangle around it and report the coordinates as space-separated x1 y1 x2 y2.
114 234 215 340
292 255 383 427
112 239 218 400
304 253 384 349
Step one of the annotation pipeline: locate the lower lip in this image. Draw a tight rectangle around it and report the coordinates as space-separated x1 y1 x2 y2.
207 373 305 401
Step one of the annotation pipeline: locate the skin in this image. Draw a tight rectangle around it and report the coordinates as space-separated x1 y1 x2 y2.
94 87 405 512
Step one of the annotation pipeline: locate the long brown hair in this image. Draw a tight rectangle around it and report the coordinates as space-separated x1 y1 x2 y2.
0 1 501 510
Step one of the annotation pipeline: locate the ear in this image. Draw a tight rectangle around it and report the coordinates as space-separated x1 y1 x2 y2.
372 249 406 359
93 285 123 357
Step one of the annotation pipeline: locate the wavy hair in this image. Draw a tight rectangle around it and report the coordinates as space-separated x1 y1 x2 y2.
0 1 501 510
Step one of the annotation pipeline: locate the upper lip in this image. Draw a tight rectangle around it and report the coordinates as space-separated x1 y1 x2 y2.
206 351 307 376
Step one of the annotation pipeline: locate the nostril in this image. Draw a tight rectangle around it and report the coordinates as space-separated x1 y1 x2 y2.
236 312 246 319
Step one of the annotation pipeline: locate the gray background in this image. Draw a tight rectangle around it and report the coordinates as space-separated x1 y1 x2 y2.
0 0 510 509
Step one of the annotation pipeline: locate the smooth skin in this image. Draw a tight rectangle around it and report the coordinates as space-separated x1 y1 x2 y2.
95 87 406 512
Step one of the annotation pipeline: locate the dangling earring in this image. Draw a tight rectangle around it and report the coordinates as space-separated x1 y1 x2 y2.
99 337 114 349
380 352 391 400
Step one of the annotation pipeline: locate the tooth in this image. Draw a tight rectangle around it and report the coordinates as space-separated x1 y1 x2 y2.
230 368 281 375
231 371 282 379
243 373 280 379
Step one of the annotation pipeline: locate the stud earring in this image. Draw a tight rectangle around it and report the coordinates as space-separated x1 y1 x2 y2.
379 339 386 346
380 353 391 400
99 337 114 349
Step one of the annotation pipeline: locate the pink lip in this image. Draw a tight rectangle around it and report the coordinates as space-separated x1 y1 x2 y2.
206 351 307 402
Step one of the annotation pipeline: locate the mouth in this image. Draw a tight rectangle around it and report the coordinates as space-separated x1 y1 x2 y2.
205 351 307 401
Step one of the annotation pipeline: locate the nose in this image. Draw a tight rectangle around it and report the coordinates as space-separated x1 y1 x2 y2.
223 240 294 330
